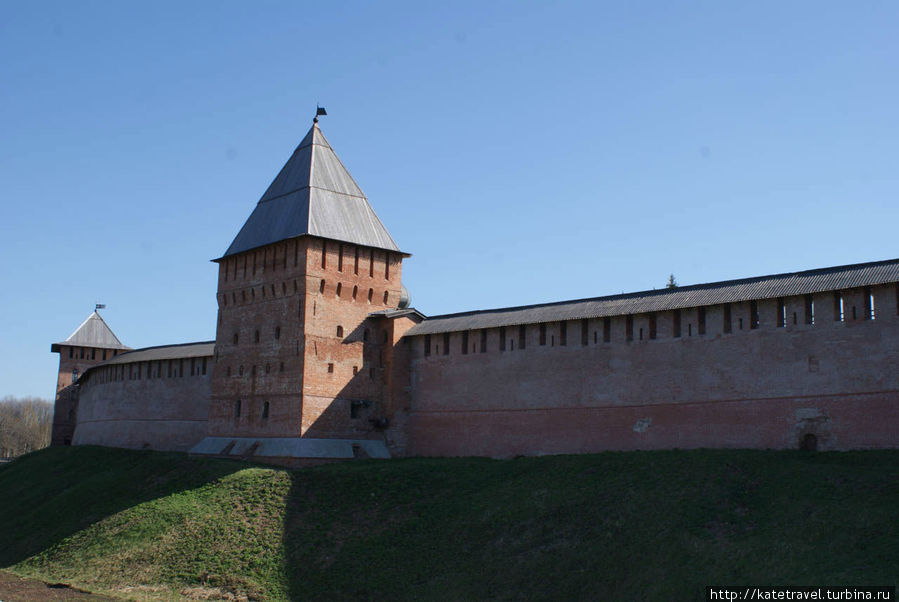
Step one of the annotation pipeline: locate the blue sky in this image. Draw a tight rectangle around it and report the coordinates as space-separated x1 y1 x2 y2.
2 1 897 399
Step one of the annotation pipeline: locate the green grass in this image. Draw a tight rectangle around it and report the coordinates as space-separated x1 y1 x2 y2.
0 446 897 600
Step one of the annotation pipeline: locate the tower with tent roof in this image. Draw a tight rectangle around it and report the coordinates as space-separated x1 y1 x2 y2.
192 114 421 461
50 308 129 446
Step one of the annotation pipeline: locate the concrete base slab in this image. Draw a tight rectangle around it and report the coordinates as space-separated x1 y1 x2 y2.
189 436 391 459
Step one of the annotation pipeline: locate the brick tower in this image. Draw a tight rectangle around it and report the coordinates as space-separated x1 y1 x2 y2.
197 116 419 462
50 309 129 445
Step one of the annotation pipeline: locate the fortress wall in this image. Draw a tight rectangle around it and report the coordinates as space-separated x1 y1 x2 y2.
406 285 899 456
73 359 211 452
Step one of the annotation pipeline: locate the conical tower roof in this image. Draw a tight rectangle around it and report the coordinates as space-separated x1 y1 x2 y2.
222 122 405 258
51 311 130 351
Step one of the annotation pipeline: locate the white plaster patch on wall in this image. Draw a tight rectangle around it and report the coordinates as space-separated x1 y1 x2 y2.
633 418 652 433
795 408 828 421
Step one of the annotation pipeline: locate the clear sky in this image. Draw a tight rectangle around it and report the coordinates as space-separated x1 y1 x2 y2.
2 1 897 399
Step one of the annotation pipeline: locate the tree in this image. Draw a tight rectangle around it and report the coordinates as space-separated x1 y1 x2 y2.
666 274 678 288
0 396 53 459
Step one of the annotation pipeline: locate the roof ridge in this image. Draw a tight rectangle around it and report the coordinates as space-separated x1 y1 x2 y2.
418 257 899 322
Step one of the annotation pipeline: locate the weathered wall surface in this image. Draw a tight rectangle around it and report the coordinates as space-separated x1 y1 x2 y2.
210 237 404 447
51 344 124 446
407 285 899 456
73 368 210 452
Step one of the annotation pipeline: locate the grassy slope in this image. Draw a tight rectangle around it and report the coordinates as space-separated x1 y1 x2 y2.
0 446 896 601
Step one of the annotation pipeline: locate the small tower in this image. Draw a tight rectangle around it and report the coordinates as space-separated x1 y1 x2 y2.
50 309 129 445
204 115 415 460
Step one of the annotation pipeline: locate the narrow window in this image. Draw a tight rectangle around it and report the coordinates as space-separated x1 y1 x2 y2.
262 401 270 419
168 360 172 377
282 282 286 295
275 326 281 340
233 332 239 345
750 301 759 329
697 307 706 335
625 315 634 342
581 319 589 346
80 348 84 359
353 285 358 301
793 311 797 325
383 291 389 305
639 327 643 341
369 249 375 277
91 348 96 360
559 322 567 346
864 287 874 320
337 325 344 337
336 283 342 298
368 288 374 303
179 359 184 377
603 317 611 343
462 331 469 354
499 327 507 351
833 292 843 322
520 324 527 349
649 314 657 340
202 358 207 375
776 298 785 328
385 253 390 280
102 350 107 361
321 241 327 269
327 363 334 373
443 333 450 355
539 323 547 346
424 335 431 357
688 323 692 336
724 304 732 333
280 362 284 372
739 318 744 330
251 287 256 300
594 331 597 344
255 329 260 343
338 244 344 272
805 294 815 325
68 347 73 358
234 399 241 418
673 309 682 338
480 329 487 353
852 305 857 320
191 358 196 376
354 248 359 275
319 279 325 294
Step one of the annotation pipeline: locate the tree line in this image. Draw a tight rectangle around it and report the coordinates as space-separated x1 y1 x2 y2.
0 396 53 459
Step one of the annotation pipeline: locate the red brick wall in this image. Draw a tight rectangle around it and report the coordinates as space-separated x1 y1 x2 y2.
406 284 899 456
73 358 210 451
210 236 406 444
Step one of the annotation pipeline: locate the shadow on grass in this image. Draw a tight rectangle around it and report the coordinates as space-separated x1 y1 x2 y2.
0 445 246 568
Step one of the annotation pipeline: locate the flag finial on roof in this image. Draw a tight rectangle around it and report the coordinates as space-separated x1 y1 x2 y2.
313 105 327 124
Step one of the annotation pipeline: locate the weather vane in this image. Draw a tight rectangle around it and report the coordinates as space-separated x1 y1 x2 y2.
95 303 106 312
313 105 327 123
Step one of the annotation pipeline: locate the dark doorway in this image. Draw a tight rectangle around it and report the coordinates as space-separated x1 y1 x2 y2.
800 433 818 451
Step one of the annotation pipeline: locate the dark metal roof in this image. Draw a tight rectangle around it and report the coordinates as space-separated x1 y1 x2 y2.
51 311 130 351
406 258 899 336
368 308 426 321
83 340 214 373
221 123 404 258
